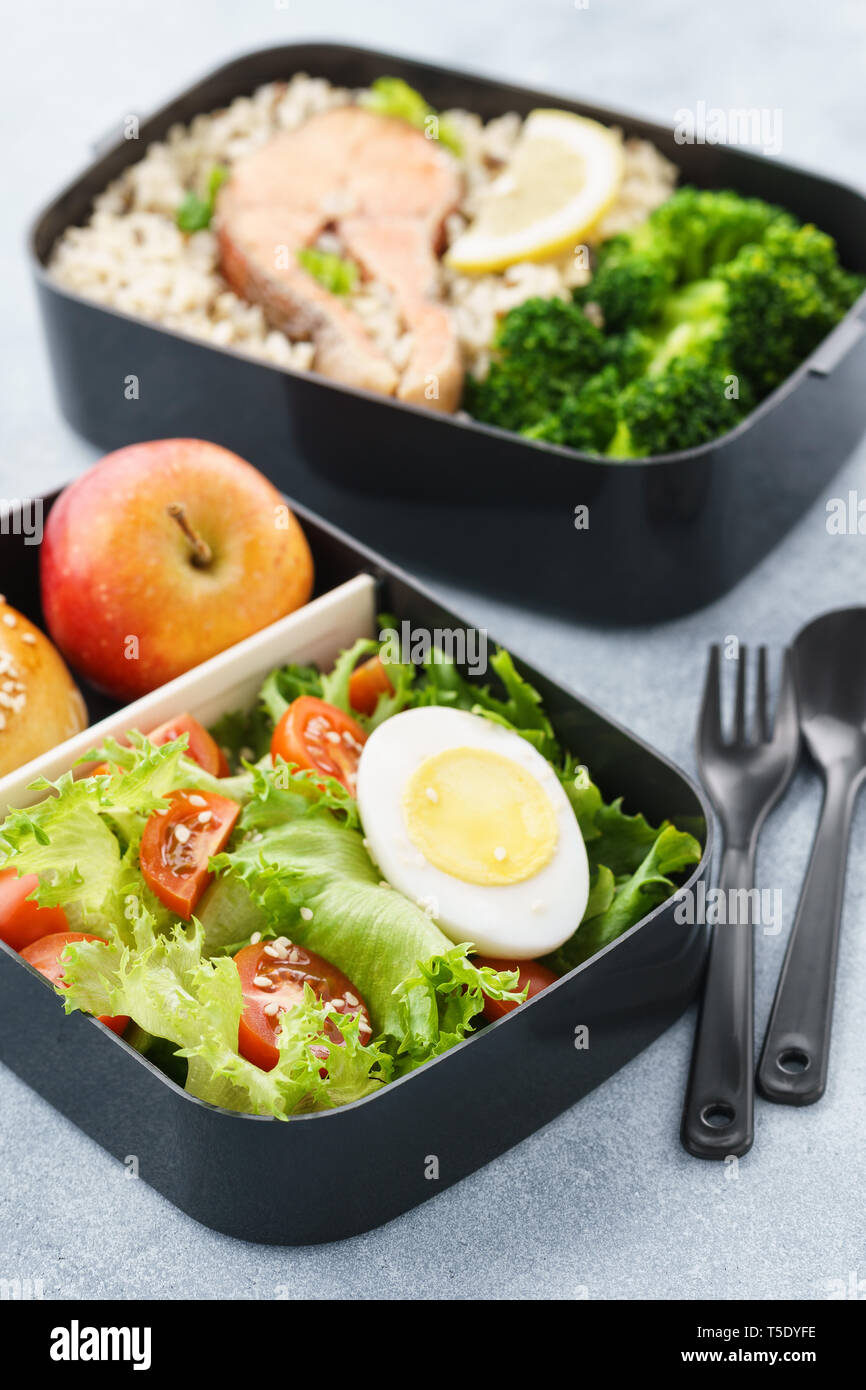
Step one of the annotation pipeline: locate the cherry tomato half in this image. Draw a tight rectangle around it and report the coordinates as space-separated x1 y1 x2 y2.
139 790 240 920
0 866 70 951
271 697 367 795
473 955 559 1023
348 656 394 717
235 939 371 1072
145 712 230 777
92 712 229 778
21 931 129 1035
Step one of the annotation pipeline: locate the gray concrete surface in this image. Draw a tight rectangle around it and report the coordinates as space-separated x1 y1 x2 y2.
1 0 864 1300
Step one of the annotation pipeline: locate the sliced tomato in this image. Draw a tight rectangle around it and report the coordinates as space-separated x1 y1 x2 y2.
349 656 394 716
235 939 371 1072
271 696 367 795
90 713 229 779
145 712 230 777
473 955 559 1023
139 790 240 920
21 931 129 1035
0 867 70 951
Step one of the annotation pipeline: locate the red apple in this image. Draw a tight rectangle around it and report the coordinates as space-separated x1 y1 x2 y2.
40 440 314 701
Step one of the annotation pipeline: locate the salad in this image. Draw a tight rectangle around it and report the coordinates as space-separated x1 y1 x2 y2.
0 630 702 1119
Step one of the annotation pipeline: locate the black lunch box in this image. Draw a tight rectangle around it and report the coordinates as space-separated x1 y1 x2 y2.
0 494 711 1243
29 44 866 624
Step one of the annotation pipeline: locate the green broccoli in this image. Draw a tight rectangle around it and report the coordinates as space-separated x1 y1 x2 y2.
608 359 750 458
719 221 865 394
583 187 794 329
522 366 621 453
464 297 618 450
465 188 863 458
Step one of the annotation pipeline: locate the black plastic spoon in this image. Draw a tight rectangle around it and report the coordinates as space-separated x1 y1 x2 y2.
757 607 866 1106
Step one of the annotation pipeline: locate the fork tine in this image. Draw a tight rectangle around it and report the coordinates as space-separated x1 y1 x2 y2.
771 646 800 747
755 645 770 743
698 644 723 749
733 644 747 743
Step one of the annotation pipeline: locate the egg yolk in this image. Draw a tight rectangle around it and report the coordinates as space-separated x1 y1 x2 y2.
403 747 558 886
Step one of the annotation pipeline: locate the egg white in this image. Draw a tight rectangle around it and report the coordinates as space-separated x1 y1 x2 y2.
356 707 589 958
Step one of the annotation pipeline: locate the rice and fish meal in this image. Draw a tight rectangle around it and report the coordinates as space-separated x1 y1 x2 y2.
50 74 863 457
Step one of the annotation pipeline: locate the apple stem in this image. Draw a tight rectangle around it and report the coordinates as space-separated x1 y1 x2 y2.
167 503 213 568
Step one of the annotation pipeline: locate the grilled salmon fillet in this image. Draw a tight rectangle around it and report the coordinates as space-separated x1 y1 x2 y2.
216 106 464 408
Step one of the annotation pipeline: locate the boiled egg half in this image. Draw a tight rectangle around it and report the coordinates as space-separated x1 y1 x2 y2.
356 707 588 958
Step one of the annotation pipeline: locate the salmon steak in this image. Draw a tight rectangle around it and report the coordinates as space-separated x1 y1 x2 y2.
216 106 464 410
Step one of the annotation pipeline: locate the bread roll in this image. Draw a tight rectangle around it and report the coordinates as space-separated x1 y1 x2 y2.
0 599 88 777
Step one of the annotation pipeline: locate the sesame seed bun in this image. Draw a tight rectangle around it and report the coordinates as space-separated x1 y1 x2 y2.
0 599 88 778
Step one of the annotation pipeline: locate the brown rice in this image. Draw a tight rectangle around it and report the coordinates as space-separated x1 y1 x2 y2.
49 73 677 385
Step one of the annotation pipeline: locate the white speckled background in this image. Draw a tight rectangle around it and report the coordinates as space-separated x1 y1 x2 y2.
1 0 864 1300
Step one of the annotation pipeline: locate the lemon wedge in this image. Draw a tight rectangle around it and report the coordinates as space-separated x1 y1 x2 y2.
447 109 623 274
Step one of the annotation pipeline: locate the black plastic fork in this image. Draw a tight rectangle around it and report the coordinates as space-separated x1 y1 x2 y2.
682 646 800 1158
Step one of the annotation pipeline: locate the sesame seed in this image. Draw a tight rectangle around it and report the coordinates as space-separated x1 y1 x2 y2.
253 974 272 989
197 810 212 823
275 936 292 949
299 906 313 921
493 846 507 861
187 794 207 807
531 900 546 913
358 1019 372 1035
263 1002 280 1017
2 614 16 628
324 730 341 744
174 823 191 844
330 998 346 1012
343 992 359 1007
425 786 439 803
20 632 36 646
250 932 262 945
263 943 280 958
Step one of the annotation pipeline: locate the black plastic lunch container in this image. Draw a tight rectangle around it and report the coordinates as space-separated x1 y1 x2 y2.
29 44 866 624
0 494 711 1244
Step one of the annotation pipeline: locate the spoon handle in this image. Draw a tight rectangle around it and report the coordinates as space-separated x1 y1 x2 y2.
757 761 860 1105
682 843 755 1158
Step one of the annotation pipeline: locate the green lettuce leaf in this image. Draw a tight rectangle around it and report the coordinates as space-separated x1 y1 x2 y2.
203 770 522 1064
359 77 463 155
545 825 702 974
60 897 391 1117
297 248 359 295
0 736 251 939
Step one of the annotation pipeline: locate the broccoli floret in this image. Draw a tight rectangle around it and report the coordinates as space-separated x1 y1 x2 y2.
645 278 730 375
608 359 750 458
719 222 866 394
649 187 795 281
494 295 608 375
603 326 656 383
522 366 621 453
464 192 863 459
583 187 794 331
582 239 674 330
464 296 610 439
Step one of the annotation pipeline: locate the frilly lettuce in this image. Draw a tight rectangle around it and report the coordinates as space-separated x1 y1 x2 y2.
0 734 253 939
202 770 524 1068
59 896 392 1117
